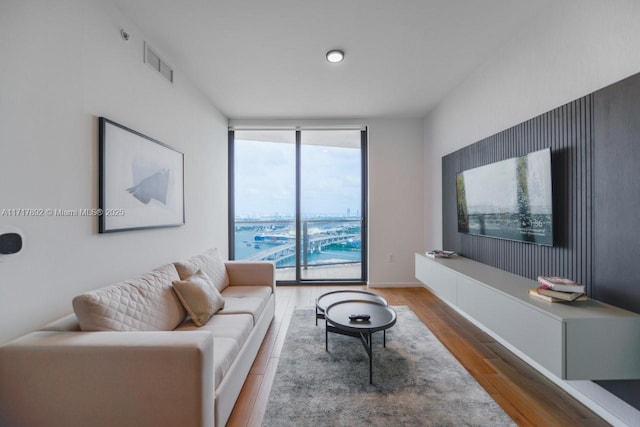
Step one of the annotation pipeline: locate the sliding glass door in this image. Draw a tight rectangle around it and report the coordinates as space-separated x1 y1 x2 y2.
230 130 297 281
229 128 367 284
299 130 364 281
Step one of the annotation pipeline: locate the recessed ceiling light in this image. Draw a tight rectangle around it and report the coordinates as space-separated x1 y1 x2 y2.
326 49 344 63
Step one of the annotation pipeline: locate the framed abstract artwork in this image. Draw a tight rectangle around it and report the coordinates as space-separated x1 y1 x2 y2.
98 117 184 233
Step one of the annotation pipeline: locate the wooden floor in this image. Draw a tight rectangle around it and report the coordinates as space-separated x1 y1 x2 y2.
227 286 610 427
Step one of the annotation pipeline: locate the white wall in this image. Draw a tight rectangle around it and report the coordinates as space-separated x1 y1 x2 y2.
0 0 228 344
368 118 424 287
423 0 640 249
422 1 640 424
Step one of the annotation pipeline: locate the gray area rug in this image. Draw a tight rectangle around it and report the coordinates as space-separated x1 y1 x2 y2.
263 306 515 427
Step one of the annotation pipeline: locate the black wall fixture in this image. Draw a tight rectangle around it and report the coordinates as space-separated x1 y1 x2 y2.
442 71 640 410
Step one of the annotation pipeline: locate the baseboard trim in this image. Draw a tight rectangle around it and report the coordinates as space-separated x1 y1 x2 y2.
367 281 422 288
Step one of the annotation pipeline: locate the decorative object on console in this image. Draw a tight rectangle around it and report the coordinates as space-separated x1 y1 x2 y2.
530 276 586 302
99 117 184 233
537 276 586 293
536 286 585 301
528 287 587 303
426 249 457 259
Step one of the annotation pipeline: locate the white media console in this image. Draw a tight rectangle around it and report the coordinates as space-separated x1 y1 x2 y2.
415 253 640 380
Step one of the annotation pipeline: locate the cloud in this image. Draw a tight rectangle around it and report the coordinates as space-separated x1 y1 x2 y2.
234 137 361 217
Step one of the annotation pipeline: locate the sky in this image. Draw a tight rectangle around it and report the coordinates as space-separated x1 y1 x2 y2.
234 133 361 218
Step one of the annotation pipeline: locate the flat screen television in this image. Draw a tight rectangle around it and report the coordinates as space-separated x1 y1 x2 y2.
456 148 553 246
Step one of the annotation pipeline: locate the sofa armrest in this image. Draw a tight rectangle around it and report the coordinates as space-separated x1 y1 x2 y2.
0 330 214 427
225 261 275 291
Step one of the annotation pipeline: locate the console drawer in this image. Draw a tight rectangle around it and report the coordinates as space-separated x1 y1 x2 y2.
416 254 457 304
456 275 564 377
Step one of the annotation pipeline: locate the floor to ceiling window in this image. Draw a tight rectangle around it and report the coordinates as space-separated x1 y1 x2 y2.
229 128 367 284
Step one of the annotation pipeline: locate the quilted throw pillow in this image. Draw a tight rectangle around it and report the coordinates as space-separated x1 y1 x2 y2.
173 248 230 291
72 264 187 331
172 270 225 327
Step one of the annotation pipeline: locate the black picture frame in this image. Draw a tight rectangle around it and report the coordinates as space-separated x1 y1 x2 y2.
98 117 185 233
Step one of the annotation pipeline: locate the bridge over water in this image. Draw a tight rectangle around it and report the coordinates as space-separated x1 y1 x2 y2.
243 233 360 266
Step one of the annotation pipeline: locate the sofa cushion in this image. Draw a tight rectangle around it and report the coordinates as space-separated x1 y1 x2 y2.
72 264 186 331
176 314 253 388
222 285 272 300
176 313 253 348
218 286 272 324
174 248 230 292
172 270 225 327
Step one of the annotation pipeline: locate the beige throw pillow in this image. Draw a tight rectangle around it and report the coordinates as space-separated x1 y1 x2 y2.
72 263 186 332
172 270 225 327
173 248 230 292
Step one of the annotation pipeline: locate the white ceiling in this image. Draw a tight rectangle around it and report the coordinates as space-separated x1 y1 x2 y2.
113 0 551 120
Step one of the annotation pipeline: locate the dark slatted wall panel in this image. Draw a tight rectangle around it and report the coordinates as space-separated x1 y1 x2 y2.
592 72 640 413
593 74 640 313
442 95 594 291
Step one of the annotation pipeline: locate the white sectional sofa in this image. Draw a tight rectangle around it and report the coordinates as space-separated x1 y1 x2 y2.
0 249 275 427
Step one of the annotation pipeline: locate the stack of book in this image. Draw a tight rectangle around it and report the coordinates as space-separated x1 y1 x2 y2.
426 250 456 259
528 276 587 302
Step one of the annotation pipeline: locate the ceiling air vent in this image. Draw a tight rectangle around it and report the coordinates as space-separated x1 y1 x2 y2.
144 42 173 83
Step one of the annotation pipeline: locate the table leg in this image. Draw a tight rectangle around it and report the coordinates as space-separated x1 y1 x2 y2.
369 332 373 384
325 319 328 352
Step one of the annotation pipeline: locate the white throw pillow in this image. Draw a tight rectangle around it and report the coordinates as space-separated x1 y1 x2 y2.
172 270 225 327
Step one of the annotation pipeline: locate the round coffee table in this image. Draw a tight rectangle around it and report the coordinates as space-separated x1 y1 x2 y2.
315 290 388 325
325 300 397 384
